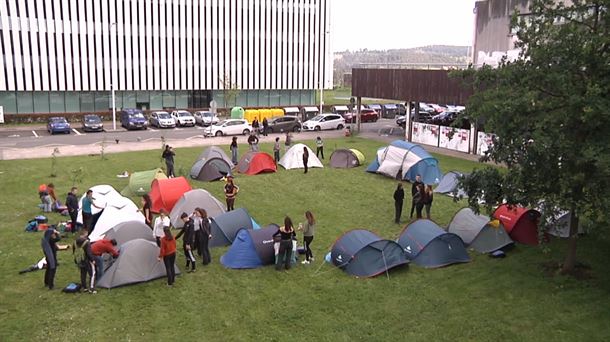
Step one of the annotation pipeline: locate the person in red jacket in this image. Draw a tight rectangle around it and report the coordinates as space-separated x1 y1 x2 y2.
91 239 119 280
158 227 177 286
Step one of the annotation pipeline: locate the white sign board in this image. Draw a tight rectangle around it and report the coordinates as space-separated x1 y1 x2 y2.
477 132 495 155
411 122 440 147
439 126 470 153
0 106 4 124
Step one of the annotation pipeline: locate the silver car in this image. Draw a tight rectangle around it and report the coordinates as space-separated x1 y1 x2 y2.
194 111 219 126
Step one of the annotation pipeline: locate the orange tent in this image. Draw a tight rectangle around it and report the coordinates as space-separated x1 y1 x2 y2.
149 177 193 213
237 152 277 175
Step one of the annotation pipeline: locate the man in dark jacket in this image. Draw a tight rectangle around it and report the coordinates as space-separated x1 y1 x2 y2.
73 234 97 293
41 229 61 289
65 187 79 233
410 174 423 219
175 213 196 272
393 183 405 224
162 145 175 177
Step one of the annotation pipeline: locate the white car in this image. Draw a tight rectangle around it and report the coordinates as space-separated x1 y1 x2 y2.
149 111 176 128
302 114 345 131
171 110 196 127
193 111 219 126
205 119 252 137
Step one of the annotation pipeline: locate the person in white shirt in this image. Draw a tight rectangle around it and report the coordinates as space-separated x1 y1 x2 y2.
153 209 171 247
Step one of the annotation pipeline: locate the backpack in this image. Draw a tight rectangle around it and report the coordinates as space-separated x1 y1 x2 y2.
25 220 38 232
73 240 89 266
62 282 81 293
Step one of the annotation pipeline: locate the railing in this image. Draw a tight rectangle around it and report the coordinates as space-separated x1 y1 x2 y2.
354 63 470 70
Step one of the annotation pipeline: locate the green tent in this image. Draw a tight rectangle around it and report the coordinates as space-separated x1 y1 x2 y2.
231 107 244 119
349 149 366 165
329 149 366 168
121 168 167 197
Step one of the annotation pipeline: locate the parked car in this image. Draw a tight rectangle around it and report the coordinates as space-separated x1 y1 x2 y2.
120 109 148 130
430 111 460 126
171 110 196 127
205 119 252 137
344 109 379 123
302 114 345 131
81 114 104 132
149 111 176 128
265 116 301 133
47 117 71 135
193 111 219 126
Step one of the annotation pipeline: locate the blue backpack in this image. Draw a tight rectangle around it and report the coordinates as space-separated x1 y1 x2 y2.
25 220 38 232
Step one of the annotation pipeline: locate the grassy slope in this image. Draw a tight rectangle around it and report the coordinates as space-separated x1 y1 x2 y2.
0 137 609 341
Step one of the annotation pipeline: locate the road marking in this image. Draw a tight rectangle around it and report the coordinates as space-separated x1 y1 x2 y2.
72 128 83 135
32 130 39 138
174 128 183 131
8 134 20 138
149 128 158 132
196 126 205 130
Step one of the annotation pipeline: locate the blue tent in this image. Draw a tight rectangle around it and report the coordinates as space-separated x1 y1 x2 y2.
367 140 442 184
210 208 254 247
331 229 409 278
397 219 470 268
220 224 280 269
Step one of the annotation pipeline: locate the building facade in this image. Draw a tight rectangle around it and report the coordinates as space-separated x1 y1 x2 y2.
0 0 332 115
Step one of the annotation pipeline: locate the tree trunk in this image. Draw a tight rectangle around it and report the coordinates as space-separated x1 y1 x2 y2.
560 209 579 274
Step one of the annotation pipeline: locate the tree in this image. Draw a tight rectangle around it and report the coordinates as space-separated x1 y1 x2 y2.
454 0 610 274
220 73 241 109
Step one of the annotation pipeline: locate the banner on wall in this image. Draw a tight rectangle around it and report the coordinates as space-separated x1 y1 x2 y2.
411 122 440 146
477 132 495 155
439 126 470 153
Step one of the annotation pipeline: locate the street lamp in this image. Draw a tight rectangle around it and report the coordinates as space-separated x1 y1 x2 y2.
109 22 117 131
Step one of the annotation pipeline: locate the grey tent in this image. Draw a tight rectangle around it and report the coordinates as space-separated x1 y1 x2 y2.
331 229 409 278
447 208 513 253
329 149 365 168
434 171 468 198
397 219 470 268
210 208 254 247
103 220 155 246
197 145 234 165
97 239 180 289
190 146 234 182
170 189 226 228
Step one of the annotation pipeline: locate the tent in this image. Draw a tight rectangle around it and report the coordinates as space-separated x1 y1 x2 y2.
397 219 470 268
330 229 409 278
210 208 254 247
88 197 145 242
329 149 365 168
366 140 442 184
237 152 277 175
190 146 234 182
149 177 193 214
77 184 123 221
121 168 167 197
220 224 280 269
279 143 323 170
169 189 226 228
103 220 156 246
493 205 541 245
447 208 513 253
97 239 181 289
434 171 468 198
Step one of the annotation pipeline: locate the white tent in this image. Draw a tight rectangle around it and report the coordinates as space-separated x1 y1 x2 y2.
77 184 124 222
88 197 145 242
279 143 323 170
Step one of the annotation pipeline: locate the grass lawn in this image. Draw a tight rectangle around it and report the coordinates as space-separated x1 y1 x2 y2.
318 87 400 106
0 137 609 341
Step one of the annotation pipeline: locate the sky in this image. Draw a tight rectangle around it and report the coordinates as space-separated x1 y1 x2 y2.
331 0 476 51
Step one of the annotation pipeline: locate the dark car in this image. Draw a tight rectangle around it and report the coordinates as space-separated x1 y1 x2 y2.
81 114 104 132
119 108 148 130
344 109 379 123
47 117 71 135
430 111 460 126
265 116 301 133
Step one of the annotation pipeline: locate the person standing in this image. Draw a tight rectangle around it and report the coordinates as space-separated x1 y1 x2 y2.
423 185 434 219
285 132 292 149
66 187 79 233
315 137 324 159
162 145 176 178
393 183 405 224
158 227 177 286
303 146 309 174
41 228 60 289
273 216 297 271
273 137 281 162
141 194 153 228
82 190 103 234
299 211 316 264
224 176 239 211
415 184 425 219
409 175 424 219
194 208 212 265
90 238 119 280
153 209 171 247
262 117 269 136
252 118 260 137
73 235 97 293
247 132 259 152
175 213 196 273
230 137 239 165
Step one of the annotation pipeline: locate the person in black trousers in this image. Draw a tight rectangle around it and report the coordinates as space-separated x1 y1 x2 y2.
303 146 309 174
41 228 60 289
175 213 196 272
410 174 423 218
273 216 296 271
162 145 175 177
393 183 405 224
415 184 425 219
158 227 177 286
195 208 212 265
73 235 97 293
65 187 79 232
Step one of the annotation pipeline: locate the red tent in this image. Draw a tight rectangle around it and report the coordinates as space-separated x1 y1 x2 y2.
149 177 193 213
493 204 541 245
237 152 277 175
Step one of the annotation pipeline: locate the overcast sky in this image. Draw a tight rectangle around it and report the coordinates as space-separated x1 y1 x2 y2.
331 0 476 51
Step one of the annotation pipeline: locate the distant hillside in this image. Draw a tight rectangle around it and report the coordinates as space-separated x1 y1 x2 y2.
333 45 470 86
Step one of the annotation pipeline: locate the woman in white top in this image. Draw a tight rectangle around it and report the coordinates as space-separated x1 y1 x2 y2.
153 209 171 247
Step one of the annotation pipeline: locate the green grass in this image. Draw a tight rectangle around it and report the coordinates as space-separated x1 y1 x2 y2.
318 87 400 106
1 137 609 341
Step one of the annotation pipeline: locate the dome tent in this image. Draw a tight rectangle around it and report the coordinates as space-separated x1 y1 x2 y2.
447 208 513 253
367 140 442 184
279 143 323 170
103 220 156 246
210 208 254 247
149 177 193 214
220 224 280 269
121 168 167 197
190 146 234 182
434 171 468 198
397 219 470 268
87 197 145 242
169 189 226 228
330 229 409 278
77 184 123 222
237 151 277 175
329 149 365 168
493 205 541 245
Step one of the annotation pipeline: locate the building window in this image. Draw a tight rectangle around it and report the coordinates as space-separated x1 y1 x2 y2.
0 92 18 113
17 92 34 114
65 92 80 112
49 92 66 113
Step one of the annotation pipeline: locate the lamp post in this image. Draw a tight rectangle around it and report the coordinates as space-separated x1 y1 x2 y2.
109 22 117 131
